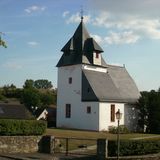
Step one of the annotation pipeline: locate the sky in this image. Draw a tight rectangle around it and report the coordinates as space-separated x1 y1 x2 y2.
0 0 160 91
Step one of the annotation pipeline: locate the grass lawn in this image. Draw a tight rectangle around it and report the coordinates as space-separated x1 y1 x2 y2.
45 128 160 152
45 128 160 140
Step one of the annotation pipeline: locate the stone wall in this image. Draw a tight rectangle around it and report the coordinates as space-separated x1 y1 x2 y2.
0 136 42 153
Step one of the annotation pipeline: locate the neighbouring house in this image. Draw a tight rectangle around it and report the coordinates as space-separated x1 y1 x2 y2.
0 103 33 119
35 106 56 127
56 16 140 131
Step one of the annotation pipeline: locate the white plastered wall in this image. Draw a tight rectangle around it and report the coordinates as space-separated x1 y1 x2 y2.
99 102 125 131
56 64 99 130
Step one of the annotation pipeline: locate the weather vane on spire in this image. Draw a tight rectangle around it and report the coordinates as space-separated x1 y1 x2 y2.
80 5 84 21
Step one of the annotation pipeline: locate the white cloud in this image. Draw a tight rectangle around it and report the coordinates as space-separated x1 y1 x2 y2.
66 12 91 24
28 41 39 46
92 11 111 27
91 11 160 40
91 34 103 44
104 31 140 45
63 9 160 44
62 11 69 18
25 5 46 14
3 62 22 70
89 0 160 17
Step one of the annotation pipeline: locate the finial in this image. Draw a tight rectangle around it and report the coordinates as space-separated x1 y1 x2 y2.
80 5 84 21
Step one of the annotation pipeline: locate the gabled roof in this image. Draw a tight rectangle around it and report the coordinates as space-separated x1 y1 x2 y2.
0 104 33 119
57 20 104 67
107 65 140 103
82 65 140 103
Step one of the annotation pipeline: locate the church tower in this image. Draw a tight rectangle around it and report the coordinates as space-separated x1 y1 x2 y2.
56 17 107 130
56 17 104 67
56 16 140 131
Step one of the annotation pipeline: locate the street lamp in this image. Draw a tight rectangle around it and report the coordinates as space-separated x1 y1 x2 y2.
116 109 122 160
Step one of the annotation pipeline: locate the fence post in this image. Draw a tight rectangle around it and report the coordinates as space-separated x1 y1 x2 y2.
97 139 108 160
40 135 55 154
66 138 69 156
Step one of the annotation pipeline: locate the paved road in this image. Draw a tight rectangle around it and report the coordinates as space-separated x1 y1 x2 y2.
0 153 58 160
0 153 87 160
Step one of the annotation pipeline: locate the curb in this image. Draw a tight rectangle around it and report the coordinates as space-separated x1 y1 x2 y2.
0 154 29 160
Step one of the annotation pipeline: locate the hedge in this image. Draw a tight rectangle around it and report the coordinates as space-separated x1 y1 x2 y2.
108 125 130 134
0 119 47 136
108 140 160 156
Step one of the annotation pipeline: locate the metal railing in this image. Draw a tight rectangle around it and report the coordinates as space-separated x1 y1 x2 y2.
54 137 97 156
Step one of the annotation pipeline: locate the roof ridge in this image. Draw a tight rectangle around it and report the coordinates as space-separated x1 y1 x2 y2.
107 64 125 68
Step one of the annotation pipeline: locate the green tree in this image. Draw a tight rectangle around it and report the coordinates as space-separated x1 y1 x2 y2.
21 88 41 112
0 33 7 48
2 84 17 98
23 79 34 89
0 88 5 101
148 90 160 133
137 88 160 133
34 79 53 89
40 92 54 107
21 79 56 111
137 91 149 132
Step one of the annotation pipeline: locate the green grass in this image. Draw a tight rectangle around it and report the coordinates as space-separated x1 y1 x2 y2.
46 128 160 140
45 128 160 153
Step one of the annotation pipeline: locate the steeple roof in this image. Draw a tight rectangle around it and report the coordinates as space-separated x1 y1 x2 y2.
61 20 103 53
57 19 104 67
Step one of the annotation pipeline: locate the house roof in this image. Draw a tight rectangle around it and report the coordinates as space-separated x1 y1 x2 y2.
82 65 140 103
35 106 56 121
57 20 104 67
0 103 33 119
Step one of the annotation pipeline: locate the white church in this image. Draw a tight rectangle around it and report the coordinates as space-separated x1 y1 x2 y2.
56 16 140 131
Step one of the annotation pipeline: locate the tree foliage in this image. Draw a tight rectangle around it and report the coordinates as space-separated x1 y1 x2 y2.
21 88 41 109
23 79 53 89
137 88 160 133
21 79 56 113
0 79 56 112
23 79 34 89
34 79 53 89
0 34 7 48
1 84 20 99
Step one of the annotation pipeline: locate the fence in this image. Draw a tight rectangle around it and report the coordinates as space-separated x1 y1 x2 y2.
54 137 97 156
40 136 108 160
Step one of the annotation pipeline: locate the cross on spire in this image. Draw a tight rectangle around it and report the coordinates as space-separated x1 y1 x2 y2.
80 6 84 21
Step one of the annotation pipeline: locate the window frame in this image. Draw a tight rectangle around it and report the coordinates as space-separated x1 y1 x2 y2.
66 104 71 118
87 106 91 114
96 52 99 59
111 104 115 122
68 77 72 84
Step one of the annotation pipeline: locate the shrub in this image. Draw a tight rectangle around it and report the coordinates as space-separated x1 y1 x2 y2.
108 140 160 156
0 93 5 101
0 119 47 136
108 125 130 134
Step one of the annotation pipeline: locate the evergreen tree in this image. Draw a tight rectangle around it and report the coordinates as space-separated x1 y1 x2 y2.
137 88 160 133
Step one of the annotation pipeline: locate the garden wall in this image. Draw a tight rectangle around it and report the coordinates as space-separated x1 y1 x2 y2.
0 135 54 154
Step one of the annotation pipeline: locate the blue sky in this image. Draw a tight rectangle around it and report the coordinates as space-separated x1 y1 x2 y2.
0 0 160 91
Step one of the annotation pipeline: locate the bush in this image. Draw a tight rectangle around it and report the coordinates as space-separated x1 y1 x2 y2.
0 94 5 101
108 125 130 134
0 119 47 136
108 140 160 156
